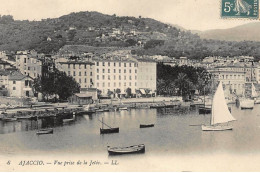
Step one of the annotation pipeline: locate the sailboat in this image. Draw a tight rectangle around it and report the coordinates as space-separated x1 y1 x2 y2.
201 81 236 131
240 83 255 109
100 117 119 134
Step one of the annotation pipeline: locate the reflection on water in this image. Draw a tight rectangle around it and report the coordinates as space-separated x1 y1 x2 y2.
0 105 260 156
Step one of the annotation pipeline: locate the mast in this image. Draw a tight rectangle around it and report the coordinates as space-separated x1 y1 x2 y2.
102 117 104 129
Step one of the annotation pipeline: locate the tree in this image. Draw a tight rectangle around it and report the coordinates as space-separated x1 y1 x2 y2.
126 88 132 97
97 89 102 99
54 70 80 100
174 73 193 96
115 88 121 98
33 69 80 101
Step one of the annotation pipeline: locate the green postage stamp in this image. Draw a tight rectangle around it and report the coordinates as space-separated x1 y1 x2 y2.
221 0 259 19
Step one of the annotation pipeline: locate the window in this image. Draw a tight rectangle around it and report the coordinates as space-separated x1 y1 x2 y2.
119 75 121 80
13 87 16 90
114 69 116 73
124 69 126 73
119 82 121 87
85 64 87 69
97 75 99 80
25 80 29 86
114 62 116 66
124 76 126 80
108 75 110 80
108 83 110 87
114 75 116 80
129 63 132 67
79 79 81 83
85 71 87 76
103 82 105 87
97 83 99 87
124 63 126 67
90 78 93 83
129 69 131 73
68 71 71 75
108 62 110 66
24 58 26 63
108 69 110 73
119 69 121 73
28 67 30 70
85 78 87 83
73 64 75 69
119 63 121 67
135 76 137 80
90 72 92 76
13 81 16 84
135 69 137 73
129 82 131 86
97 62 99 66
102 62 105 66
114 82 116 87
103 69 105 73
124 82 126 86
129 76 132 80
73 71 76 76
79 64 81 69
102 75 105 80
97 69 99 73
79 72 81 76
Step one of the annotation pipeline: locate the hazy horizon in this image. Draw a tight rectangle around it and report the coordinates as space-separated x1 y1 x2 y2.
0 0 258 31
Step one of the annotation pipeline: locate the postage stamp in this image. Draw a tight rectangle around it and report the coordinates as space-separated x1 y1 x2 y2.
221 0 259 19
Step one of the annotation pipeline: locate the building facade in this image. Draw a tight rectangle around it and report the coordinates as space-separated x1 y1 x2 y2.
7 72 34 97
56 60 95 89
209 66 246 97
93 59 138 96
15 52 42 79
136 59 157 95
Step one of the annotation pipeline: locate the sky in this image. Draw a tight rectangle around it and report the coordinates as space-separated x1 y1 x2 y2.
0 0 257 31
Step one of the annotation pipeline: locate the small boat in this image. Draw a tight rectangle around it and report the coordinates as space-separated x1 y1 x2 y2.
240 83 257 109
2 117 17 122
240 99 254 109
100 117 119 134
63 113 75 123
198 106 211 114
140 124 154 128
119 107 128 111
202 82 236 131
83 105 90 111
107 144 145 155
36 128 53 135
255 99 260 104
17 115 37 120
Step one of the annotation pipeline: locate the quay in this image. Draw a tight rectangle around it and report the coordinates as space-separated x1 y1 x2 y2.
0 97 193 120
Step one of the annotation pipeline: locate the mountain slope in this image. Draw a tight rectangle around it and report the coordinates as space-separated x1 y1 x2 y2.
199 22 260 41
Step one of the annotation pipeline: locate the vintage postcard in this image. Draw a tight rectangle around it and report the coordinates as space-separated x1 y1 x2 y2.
0 0 260 172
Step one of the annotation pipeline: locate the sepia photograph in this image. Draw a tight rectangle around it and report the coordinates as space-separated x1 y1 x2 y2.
0 0 259 171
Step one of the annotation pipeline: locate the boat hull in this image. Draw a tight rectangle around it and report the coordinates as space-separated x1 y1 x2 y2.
240 100 254 109
140 124 154 128
36 129 53 135
107 144 145 155
199 107 211 114
201 125 233 131
100 128 119 134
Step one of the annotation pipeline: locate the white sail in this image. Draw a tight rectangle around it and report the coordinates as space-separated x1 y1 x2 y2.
211 82 236 125
252 83 258 98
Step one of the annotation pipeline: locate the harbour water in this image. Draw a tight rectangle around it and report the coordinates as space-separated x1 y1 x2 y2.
1 104 260 157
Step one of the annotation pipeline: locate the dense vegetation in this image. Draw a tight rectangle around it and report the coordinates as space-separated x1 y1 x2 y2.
33 69 80 101
0 12 260 60
156 63 212 96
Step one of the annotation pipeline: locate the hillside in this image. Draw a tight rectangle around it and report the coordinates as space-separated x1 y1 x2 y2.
199 22 260 41
0 12 179 54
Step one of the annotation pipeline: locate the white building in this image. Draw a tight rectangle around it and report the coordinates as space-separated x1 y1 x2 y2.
93 58 138 96
15 51 42 79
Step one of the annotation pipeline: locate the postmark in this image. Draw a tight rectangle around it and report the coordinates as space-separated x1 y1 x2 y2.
221 0 259 19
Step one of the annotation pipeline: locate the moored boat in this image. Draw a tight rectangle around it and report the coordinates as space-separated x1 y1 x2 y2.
36 128 53 135
100 127 119 134
140 124 154 128
119 107 128 111
100 117 119 134
240 99 254 109
107 144 145 155
2 117 17 122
